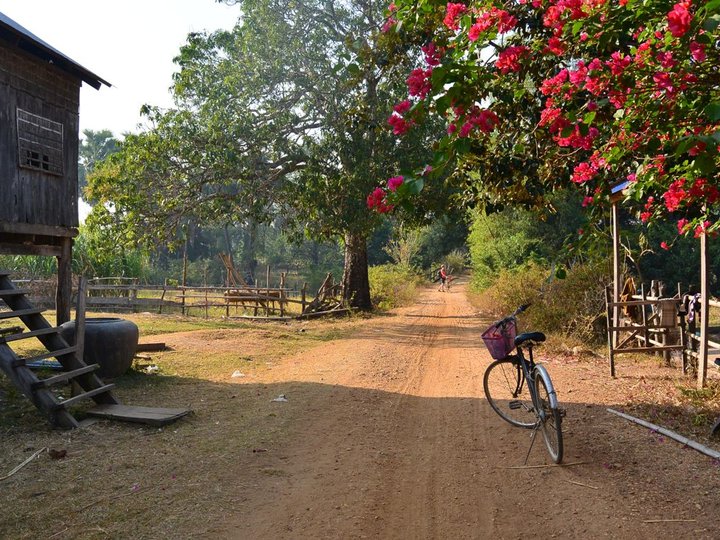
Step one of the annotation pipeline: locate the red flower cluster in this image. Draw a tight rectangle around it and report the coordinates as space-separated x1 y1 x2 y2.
667 1 692 37
443 2 467 30
407 68 433 99
495 45 529 74
468 8 517 41
388 99 415 135
366 187 394 213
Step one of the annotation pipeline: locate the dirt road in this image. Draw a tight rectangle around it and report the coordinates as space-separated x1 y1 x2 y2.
217 280 720 539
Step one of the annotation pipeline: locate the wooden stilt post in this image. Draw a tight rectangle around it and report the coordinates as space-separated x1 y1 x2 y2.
640 283 648 348
678 283 689 374
56 237 73 325
606 286 615 377
698 232 709 389
612 202 621 349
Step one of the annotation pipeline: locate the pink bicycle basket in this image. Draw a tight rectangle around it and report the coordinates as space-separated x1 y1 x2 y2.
481 319 517 360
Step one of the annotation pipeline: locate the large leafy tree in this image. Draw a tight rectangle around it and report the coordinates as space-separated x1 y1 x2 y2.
88 0 448 309
78 129 120 197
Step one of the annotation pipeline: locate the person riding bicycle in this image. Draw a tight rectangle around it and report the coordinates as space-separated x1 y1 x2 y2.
438 264 448 292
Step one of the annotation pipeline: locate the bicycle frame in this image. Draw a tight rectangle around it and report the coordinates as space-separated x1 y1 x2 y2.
513 343 559 420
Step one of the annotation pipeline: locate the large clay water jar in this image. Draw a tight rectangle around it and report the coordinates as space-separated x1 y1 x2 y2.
60 317 139 379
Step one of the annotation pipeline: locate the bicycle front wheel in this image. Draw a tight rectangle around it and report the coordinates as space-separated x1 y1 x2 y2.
483 358 536 428
534 373 563 464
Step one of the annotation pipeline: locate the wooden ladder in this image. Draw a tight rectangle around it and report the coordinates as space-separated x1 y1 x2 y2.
0 271 119 428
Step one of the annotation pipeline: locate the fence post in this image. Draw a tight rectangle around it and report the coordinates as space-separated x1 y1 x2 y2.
301 282 307 314
280 272 286 317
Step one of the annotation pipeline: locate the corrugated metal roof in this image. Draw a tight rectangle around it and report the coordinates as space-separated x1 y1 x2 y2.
0 11 110 89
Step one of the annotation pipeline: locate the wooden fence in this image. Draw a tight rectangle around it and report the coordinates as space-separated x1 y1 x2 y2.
15 279 314 319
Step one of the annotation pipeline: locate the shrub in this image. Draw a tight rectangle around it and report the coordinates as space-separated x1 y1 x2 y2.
477 261 609 343
369 264 424 310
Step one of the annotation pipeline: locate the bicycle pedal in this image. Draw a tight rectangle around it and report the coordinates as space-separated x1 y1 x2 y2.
509 400 523 410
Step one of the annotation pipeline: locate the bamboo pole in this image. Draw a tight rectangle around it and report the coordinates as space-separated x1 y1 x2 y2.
607 408 720 460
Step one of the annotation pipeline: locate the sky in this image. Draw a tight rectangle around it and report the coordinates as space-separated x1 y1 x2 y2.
0 0 239 136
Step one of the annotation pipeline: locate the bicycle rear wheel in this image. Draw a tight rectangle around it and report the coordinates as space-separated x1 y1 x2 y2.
483 358 536 428
534 373 563 464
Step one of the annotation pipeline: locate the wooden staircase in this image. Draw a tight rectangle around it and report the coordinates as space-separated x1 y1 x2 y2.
0 271 119 428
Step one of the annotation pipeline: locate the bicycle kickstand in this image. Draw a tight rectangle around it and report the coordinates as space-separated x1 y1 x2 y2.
523 425 541 465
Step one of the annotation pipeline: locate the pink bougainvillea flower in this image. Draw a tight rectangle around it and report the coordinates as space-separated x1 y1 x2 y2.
382 17 397 32
582 196 594 207
387 113 412 135
663 178 687 211
660 241 669 250
387 175 404 192
653 72 675 95
495 45 528 74
540 69 568 96
421 42 443 66
571 161 598 184
458 121 474 138
393 100 412 115
689 41 706 62
677 218 689 234
656 51 677 69
694 220 711 238
367 187 393 213
407 68 433 99
544 36 566 55
667 1 692 38
443 2 467 30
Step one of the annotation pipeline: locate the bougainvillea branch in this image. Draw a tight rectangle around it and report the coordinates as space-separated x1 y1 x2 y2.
370 0 720 247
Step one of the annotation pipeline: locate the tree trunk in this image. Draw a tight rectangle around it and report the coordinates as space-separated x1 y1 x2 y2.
342 231 372 310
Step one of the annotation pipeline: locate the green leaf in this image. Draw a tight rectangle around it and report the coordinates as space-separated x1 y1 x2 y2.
703 13 720 31
555 267 567 279
408 177 424 195
674 136 696 156
346 63 361 77
694 153 716 175
583 111 596 125
705 102 720 121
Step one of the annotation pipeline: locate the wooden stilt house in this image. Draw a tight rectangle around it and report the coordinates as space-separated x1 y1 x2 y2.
0 12 110 324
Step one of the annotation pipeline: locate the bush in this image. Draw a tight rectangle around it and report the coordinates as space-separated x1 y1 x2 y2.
369 264 424 310
476 261 609 343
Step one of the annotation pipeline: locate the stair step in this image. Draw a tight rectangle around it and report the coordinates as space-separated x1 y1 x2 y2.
32 364 100 389
0 308 44 320
0 288 30 296
1 326 60 343
54 383 115 409
12 345 78 367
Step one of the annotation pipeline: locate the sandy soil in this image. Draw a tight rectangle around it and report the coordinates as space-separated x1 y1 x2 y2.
212 279 720 539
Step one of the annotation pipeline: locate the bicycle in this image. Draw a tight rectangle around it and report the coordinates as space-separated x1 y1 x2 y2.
481 304 564 464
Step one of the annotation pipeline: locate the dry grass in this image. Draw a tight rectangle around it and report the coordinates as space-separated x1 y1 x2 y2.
0 312 362 539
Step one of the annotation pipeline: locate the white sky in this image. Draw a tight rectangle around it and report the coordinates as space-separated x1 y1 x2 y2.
0 0 238 137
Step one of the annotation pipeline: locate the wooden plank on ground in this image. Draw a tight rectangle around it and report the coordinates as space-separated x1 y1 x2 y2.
86 404 191 426
136 342 166 352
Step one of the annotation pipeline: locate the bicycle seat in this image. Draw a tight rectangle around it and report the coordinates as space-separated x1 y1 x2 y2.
514 332 546 346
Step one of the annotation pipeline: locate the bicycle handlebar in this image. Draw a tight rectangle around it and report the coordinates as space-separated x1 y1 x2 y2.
494 303 531 328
